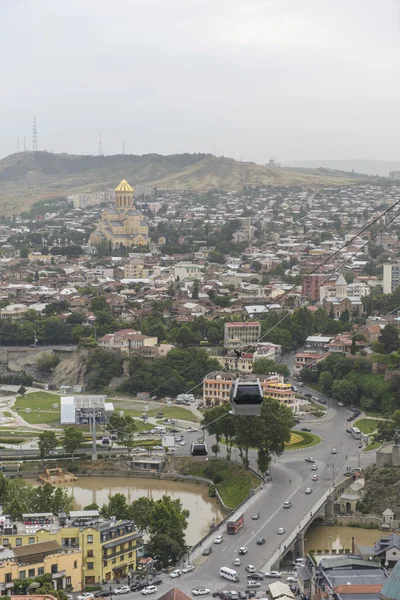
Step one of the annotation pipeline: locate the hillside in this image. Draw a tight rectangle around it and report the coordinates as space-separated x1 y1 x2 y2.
286 159 400 177
0 151 358 215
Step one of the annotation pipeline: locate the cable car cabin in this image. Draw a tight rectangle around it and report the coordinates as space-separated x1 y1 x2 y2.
230 379 263 416
190 441 208 456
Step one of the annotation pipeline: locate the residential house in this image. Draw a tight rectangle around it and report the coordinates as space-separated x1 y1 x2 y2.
0 303 28 321
224 321 261 349
98 329 157 354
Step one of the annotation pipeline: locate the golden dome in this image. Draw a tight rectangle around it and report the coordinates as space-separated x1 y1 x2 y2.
114 179 134 193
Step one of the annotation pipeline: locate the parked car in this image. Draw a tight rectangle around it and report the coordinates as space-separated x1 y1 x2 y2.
114 587 131 595
304 393 312 399
287 576 298 583
182 564 195 573
277 527 285 535
214 534 224 544
170 569 182 578
246 582 260 589
130 582 149 592
319 398 327 404
252 512 260 520
77 594 94 600
256 538 265 545
264 571 281 578
141 586 158 595
283 501 292 508
239 546 248 554
192 589 211 596
187 427 198 432
202 547 213 556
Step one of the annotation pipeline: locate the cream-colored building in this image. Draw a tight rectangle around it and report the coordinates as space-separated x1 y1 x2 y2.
90 179 149 248
98 329 157 354
124 259 148 279
224 321 261 349
0 303 28 321
203 371 294 406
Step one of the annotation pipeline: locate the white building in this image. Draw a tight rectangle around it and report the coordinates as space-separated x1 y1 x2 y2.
383 263 400 294
60 395 114 425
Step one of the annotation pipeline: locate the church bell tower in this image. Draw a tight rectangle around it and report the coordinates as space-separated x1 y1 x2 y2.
114 179 134 209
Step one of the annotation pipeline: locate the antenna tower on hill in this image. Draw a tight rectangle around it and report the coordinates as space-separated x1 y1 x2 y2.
98 132 103 156
32 116 38 151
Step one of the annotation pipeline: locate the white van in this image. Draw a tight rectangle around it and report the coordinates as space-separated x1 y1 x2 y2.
220 567 239 582
293 558 304 566
154 426 167 434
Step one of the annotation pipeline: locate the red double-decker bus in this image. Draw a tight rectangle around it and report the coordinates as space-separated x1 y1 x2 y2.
227 513 244 534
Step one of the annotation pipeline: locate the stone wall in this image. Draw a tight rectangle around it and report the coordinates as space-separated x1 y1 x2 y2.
336 514 400 529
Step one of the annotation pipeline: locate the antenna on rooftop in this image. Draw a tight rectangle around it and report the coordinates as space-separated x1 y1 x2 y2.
32 116 38 151
98 132 103 156
122 141 125 155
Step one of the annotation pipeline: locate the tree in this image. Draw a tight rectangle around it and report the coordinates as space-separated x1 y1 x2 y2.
130 497 154 532
109 413 137 455
379 325 400 354
17 386 27 396
252 358 289 378
211 443 220 458
63 426 85 457
319 371 334 395
191 280 199 300
339 309 350 323
36 352 59 372
331 379 358 406
146 532 184 567
19 246 29 258
101 493 130 520
38 431 57 462
351 337 357 355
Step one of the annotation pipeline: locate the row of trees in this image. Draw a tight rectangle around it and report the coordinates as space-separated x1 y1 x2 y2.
202 398 294 474
86 494 189 566
0 476 73 521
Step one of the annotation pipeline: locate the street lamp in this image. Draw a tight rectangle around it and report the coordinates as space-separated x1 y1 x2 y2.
33 329 37 348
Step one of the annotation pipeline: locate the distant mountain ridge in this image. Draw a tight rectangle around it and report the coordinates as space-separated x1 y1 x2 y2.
0 151 359 215
287 159 400 177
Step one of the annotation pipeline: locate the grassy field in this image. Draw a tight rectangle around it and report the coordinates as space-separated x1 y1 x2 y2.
20 411 60 425
125 406 197 422
286 431 321 450
363 441 380 452
15 392 60 411
177 458 259 508
354 418 382 434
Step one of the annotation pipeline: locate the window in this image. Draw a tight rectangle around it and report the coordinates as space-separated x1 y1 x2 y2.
5 573 12 583
119 529 124 536
29 537 35 544
128 552 132 558
87 534 93 543
19 570 26 579
16 538 22 546
112 558 116 564
104 561 108 567
120 555 124 561
38 567 44 576
3 539 8 546
66 577 71 586
74 561 78 569
51 564 58 574
85 576 95 585
87 562 94 570
29 568 35 577
87 550 94 557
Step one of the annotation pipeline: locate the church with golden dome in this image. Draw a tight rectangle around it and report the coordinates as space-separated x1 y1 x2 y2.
89 179 150 248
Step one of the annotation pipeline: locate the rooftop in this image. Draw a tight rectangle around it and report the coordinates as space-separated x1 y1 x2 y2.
115 179 134 193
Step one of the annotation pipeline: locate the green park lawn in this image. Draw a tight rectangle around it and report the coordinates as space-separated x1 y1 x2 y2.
286 431 321 450
354 418 382 434
20 410 60 425
363 441 380 452
15 392 60 411
152 406 196 421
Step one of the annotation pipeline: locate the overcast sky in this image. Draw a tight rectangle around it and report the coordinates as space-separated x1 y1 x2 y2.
1 0 400 163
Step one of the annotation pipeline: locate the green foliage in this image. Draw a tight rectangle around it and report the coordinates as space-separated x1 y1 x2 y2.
38 431 57 460
86 348 123 391
379 325 400 354
319 371 334 395
121 347 220 397
0 476 73 520
109 413 137 453
36 352 59 371
252 358 289 377
63 426 85 456
357 465 400 515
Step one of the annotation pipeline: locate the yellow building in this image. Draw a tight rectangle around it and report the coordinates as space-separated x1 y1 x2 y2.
203 371 294 407
90 179 150 249
0 514 142 587
0 540 81 593
124 259 148 279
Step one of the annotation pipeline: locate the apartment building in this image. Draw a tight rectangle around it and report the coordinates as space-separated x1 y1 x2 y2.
383 263 400 294
203 372 294 406
0 512 142 586
294 351 329 373
302 274 332 302
124 259 148 279
0 303 28 321
224 321 261 349
98 329 157 354
217 352 254 373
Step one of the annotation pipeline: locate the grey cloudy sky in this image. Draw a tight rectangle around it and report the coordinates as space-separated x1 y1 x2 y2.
1 0 400 162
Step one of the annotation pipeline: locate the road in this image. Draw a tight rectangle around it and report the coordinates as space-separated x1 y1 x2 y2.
103 382 376 600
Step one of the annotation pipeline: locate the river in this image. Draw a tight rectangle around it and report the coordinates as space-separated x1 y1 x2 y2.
305 525 383 554
56 476 224 546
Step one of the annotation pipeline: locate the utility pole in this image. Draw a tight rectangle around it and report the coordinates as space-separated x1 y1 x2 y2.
92 409 97 461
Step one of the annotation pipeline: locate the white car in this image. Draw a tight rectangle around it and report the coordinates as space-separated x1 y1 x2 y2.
170 569 182 578
287 576 298 583
312 464 318 471
234 557 241 566
247 581 261 588
312 474 318 481
277 527 285 535
77 594 94 600
182 564 195 573
152 445 164 450
332 448 337 454
133 447 147 454
214 535 224 544
142 586 158 595
305 488 312 494
337 402 344 406
283 501 292 508
187 427 198 432
114 587 131 595
264 571 281 578
192 589 210 597
245 565 256 573
180 440 186 446
239 546 248 554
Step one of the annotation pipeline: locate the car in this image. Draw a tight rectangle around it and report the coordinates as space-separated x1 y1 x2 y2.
283 501 292 508
311 464 318 470
148 577 163 586
192 589 211 596
346 428 352 433
130 582 149 592
182 565 195 573
305 487 312 494
234 557 241 566
77 594 94 600
142 586 158 595
114 587 131 595
319 398 327 404
338 402 345 407
287 576 298 583
94 592 112 598
202 547 213 556
277 527 285 535
187 427 198 432
245 565 256 573
239 546 248 554
247 592 256 598
246 573 264 581
347 416 353 421
304 393 312 399
170 569 182 578
312 474 318 481
133 447 147 453
175 435 184 442
180 440 186 446
214 535 224 544
264 571 281 578
238 593 247 600
305 457 315 463
301 427 311 432
331 448 337 454
358 443 363 448
246 582 260 589
152 445 164 451
252 512 260 520
298 382 304 387
169 428 179 433
256 538 265 545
